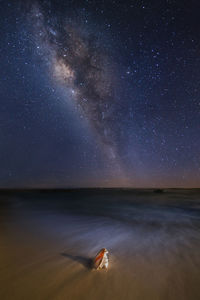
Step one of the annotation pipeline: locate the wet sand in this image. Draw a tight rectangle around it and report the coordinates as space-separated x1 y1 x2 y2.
0 189 200 299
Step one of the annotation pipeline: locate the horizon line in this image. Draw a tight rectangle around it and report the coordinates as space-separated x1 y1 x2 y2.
0 187 200 190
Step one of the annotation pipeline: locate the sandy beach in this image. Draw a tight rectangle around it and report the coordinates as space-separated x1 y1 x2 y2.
0 189 200 300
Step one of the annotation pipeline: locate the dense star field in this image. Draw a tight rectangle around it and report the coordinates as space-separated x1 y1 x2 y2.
0 0 200 187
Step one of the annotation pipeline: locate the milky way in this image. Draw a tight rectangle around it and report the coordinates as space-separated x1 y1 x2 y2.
30 4 123 169
1 0 200 187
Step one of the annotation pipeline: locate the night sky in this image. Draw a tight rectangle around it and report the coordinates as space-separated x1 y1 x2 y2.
1 0 200 188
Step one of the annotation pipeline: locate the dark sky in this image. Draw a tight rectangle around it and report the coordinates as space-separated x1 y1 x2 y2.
1 0 200 188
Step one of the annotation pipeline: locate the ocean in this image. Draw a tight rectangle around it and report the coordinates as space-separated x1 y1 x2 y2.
0 189 200 299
